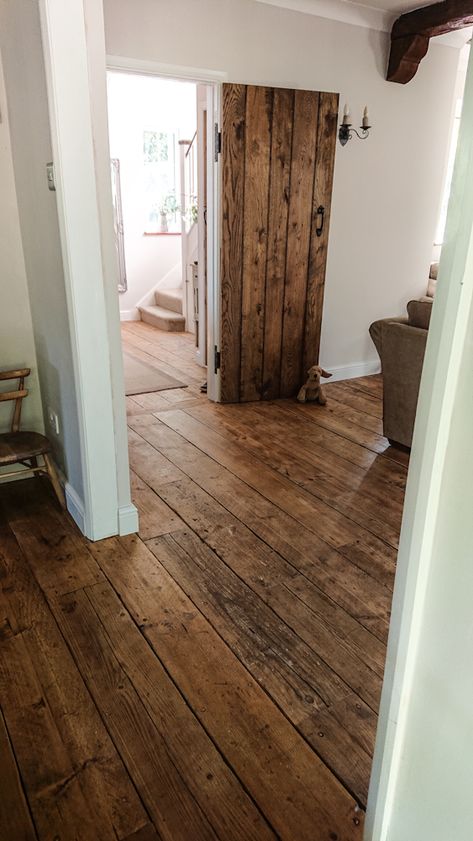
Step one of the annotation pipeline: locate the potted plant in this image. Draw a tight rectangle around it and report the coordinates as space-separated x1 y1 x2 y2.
158 191 180 233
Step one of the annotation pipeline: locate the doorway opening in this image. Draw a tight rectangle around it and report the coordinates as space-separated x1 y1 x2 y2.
106 69 220 402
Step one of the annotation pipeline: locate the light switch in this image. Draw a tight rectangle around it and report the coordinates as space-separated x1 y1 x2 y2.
46 162 56 191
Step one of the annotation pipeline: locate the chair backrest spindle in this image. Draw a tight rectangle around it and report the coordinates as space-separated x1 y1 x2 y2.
0 369 31 433
12 376 25 432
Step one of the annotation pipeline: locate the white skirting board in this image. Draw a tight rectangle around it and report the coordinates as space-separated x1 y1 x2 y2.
65 482 86 533
118 503 140 536
120 309 140 322
323 360 381 383
65 483 139 538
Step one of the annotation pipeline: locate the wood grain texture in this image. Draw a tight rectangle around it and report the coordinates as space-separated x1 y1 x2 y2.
87 539 278 841
0 523 150 841
220 84 337 402
98 536 364 841
262 88 294 399
387 33 430 84
56 586 218 841
280 90 320 397
387 0 473 83
137 409 397 590
0 708 37 841
0 326 405 840
220 84 247 402
240 86 273 401
147 529 376 804
303 92 339 374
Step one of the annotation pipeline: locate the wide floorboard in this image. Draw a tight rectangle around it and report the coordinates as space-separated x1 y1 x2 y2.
0 322 407 840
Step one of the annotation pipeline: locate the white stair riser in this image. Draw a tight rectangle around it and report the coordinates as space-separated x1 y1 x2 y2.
139 305 185 332
155 288 183 314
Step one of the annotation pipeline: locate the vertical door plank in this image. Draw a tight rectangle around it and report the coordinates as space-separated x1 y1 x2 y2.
240 86 273 401
220 84 247 403
303 92 339 374
262 88 294 400
219 84 337 403
280 90 320 397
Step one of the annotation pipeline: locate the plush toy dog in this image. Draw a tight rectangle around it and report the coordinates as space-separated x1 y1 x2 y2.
297 365 332 405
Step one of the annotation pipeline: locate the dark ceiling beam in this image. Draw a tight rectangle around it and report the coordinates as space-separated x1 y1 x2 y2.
387 0 473 84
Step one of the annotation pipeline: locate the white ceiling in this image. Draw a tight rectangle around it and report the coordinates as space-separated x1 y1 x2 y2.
256 0 471 41
349 0 428 12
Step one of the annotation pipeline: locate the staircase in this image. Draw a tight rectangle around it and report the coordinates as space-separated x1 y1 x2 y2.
139 286 185 332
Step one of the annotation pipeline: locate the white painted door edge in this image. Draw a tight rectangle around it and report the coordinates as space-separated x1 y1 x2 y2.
206 82 221 402
366 46 473 840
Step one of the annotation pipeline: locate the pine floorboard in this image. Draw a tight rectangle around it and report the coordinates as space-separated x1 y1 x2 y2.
0 323 408 840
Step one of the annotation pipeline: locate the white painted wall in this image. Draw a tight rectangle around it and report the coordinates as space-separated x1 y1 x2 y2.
0 53 43 440
104 0 460 378
0 1 83 497
107 72 196 319
366 46 473 840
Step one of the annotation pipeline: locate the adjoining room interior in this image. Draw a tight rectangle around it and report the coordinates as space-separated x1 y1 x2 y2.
1 1 473 839
107 70 213 399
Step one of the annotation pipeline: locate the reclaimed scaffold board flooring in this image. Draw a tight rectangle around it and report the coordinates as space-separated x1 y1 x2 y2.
0 323 407 841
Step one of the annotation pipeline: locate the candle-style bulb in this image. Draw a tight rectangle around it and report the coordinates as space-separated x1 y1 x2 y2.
342 104 351 126
362 105 370 129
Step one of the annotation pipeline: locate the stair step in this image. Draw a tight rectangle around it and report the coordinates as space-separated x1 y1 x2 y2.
155 287 183 314
139 305 186 332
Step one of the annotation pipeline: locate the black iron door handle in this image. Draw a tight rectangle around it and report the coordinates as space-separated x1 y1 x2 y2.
315 205 325 237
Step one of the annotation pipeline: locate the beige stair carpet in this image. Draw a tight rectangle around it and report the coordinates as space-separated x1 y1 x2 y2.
123 351 186 395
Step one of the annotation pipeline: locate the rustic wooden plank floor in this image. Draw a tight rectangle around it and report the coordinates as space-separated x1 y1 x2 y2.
0 322 407 841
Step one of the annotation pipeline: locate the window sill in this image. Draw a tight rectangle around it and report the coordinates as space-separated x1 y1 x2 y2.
143 232 181 237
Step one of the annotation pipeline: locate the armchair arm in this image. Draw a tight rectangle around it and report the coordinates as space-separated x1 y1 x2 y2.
369 317 408 359
378 321 428 447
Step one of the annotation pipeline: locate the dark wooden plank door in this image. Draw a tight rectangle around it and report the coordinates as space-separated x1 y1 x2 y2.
220 84 338 403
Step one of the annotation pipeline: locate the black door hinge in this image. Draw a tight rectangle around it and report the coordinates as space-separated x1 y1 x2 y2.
214 124 222 162
214 346 221 373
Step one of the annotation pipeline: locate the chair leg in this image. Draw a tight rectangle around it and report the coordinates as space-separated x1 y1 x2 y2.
43 453 66 509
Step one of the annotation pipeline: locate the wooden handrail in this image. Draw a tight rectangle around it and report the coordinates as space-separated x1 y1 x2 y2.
185 131 197 158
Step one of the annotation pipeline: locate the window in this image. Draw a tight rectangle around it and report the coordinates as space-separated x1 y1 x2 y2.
143 130 180 233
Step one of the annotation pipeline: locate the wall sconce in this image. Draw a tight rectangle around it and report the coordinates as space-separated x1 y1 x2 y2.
339 104 372 146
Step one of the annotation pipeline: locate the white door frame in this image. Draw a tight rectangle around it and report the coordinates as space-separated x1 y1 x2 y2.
106 56 224 403
366 46 473 840
195 85 208 368
39 0 138 540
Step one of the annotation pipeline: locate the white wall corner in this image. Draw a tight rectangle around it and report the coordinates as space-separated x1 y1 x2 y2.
118 502 139 536
65 481 86 533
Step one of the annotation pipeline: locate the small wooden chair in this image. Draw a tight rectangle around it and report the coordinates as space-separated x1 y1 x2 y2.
0 368 65 507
